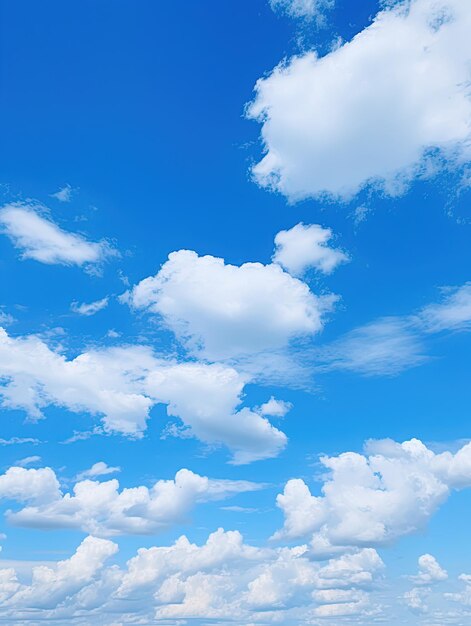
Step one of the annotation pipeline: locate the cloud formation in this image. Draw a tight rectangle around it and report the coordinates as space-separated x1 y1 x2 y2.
0 203 115 267
249 0 471 200
71 297 109 316
0 328 286 463
0 530 384 623
126 249 336 361
273 438 471 552
0 466 262 536
273 223 349 276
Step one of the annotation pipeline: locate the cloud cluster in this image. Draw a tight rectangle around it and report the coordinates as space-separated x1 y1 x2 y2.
273 438 471 552
0 465 261 536
126 249 335 361
249 0 471 200
0 328 286 463
0 203 115 268
0 529 384 623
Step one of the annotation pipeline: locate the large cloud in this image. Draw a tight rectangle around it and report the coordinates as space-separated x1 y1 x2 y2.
0 530 384 623
248 0 471 200
125 249 336 360
273 438 471 551
0 328 287 463
0 203 115 267
0 466 261 536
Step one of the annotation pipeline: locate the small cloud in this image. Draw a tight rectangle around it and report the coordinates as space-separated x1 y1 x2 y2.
71 297 109 316
352 206 371 226
220 505 259 513
106 329 121 338
258 396 292 418
51 184 75 203
273 223 349 276
0 202 118 269
0 437 41 446
76 461 121 481
14 455 41 467
0 309 15 326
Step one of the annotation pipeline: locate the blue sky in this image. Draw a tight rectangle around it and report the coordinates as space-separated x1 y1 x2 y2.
0 0 470 623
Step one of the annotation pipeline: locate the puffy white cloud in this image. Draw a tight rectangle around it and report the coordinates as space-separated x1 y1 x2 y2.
71 297 109 316
0 530 384 623
0 328 286 462
419 283 471 333
126 249 336 361
273 223 349 276
0 535 117 610
0 203 115 267
270 0 333 22
411 554 448 585
248 0 471 200
273 438 471 551
0 467 61 504
259 396 292 418
2 466 262 536
76 461 121 481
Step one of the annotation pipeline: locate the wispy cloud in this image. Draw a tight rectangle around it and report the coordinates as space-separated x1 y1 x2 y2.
0 202 117 269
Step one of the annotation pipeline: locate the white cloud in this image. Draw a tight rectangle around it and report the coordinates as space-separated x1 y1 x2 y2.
76 461 121 481
125 249 336 361
0 535 117 610
0 530 384 623
2 466 262 536
419 283 471 333
315 317 427 376
273 223 349 276
270 0 333 22
71 297 109 316
248 0 471 200
0 328 286 462
259 396 292 418
50 184 74 203
14 455 41 468
273 438 471 551
404 586 430 614
0 203 115 267
0 437 41 446
0 467 61 504
410 554 448 585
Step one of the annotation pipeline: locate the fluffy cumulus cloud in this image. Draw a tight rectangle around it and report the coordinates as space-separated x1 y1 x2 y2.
125 249 336 361
0 465 262 536
0 535 117 613
273 223 349 276
273 438 471 552
0 328 287 463
0 203 115 267
0 529 384 623
248 0 471 200
410 554 448 585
